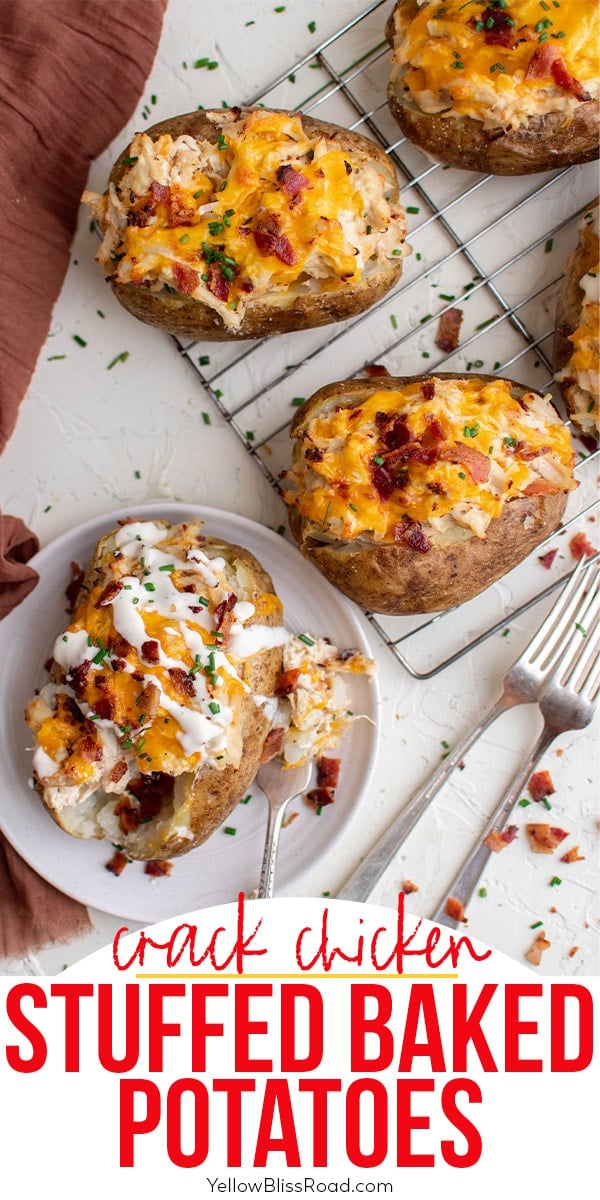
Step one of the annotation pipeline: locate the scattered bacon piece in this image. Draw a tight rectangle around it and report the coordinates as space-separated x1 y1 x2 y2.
168 667 196 699
371 463 395 499
141 639 160 664
277 164 311 197
539 548 558 570
281 811 299 829
65 561 84 613
474 7 515 48
525 43 559 80
275 668 301 697
523 479 561 496
144 860 173 877
253 212 296 265
93 695 115 721
151 181 169 203
67 658 91 699
214 592 237 630
207 262 230 302
167 192 195 226
109 633 132 659
365 363 390 378
140 681 160 720
96 580 123 607
528 769 555 801
484 825 518 853
402 879 419 895
526 931 551 966
421 380 435 400
317 757 341 790
304 446 324 463
517 442 551 461
403 523 431 553
305 787 335 810
173 263 199 294
560 845 585 863
109 760 128 785
435 306 463 353
115 798 140 835
443 442 490 483
551 56 592 102
78 735 103 763
570 531 595 560
261 726 284 763
568 946 579 958
128 771 174 820
106 850 129 876
445 896 467 923
526 823 569 853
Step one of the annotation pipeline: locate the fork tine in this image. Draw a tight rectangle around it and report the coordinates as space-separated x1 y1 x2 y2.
533 559 599 671
554 575 600 689
569 619 600 694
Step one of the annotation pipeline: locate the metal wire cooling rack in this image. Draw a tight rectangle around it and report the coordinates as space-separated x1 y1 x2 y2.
175 0 599 678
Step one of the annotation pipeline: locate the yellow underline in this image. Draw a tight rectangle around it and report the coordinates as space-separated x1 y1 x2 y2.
136 973 458 980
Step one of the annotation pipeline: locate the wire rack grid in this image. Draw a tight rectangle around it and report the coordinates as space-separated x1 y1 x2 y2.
175 0 599 678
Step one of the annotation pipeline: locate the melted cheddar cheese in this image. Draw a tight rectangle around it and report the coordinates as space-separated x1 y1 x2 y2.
390 0 599 130
83 109 408 330
283 378 575 544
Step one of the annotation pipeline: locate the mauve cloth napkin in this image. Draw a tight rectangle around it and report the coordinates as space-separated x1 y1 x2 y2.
0 0 167 959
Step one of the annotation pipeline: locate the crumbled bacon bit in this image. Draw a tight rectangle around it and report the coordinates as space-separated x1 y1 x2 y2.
551 56 592 102
570 532 595 560
523 479 561 496
109 633 132 659
305 787 335 809
141 639 160 664
253 212 296 265
115 798 140 835
78 734 103 763
528 769 555 801
96 580 123 607
421 380 435 400
151 181 169 203
168 667 196 699
402 879 419 895
207 262 230 302
435 306 463 353
365 363 390 378
275 668 301 696
167 192 195 226
261 726 285 763
568 946 579 958
144 860 173 877
445 896 467 923
214 592 237 630
317 757 340 790
525 43 560 80
305 446 324 463
106 850 129 876
560 845 585 863
276 164 311 197
282 810 299 829
173 263 200 294
526 823 569 853
140 681 160 720
443 442 490 483
67 658 91 698
538 549 558 570
109 760 128 784
93 695 115 721
475 7 515 48
371 462 395 500
65 561 85 613
128 771 173 820
526 931 551 966
484 825 518 853
403 523 431 553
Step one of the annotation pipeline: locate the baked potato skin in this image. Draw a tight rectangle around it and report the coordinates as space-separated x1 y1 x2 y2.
288 375 569 615
107 108 403 341
385 2 600 176
30 527 284 860
553 199 599 434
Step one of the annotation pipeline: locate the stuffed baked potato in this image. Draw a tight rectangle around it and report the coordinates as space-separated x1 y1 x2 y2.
282 374 576 614
554 198 599 439
25 519 287 860
82 107 409 340
385 0 600 175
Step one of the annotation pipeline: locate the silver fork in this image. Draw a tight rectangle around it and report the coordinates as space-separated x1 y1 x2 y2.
434 568 600 926
256 757 313 898
338 557 599 903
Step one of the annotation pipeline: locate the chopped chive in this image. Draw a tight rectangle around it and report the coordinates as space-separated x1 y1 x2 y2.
478 888 487 898
550 876 562 887
519 798 531 807
502 628 510 637
476 317 495 331
223 826 236 835
439 293 455 301
107 351 129 369
190 655 202 675
308 20 316 33
240 794 252 805
349 503 358 512
373 455 385 466
541 797 552 811
209 701 221 715
390 314 398 329
545 238 553 253
298 633 315 647
179 233 191 244
575 623 586 636
406 205 420 214
246 430 255 442
143 582 155 592
198 354 210 365
47 355 66 361
530 920 543 929
159 564 175 572
72 334 87 347
441 740 450 749
122 155 139 165
197 596 209 607
291 397 305 406
202 412 211 425
217 135 227 151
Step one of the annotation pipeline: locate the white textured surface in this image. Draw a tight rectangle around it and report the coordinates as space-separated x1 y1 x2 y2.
0 0 598 976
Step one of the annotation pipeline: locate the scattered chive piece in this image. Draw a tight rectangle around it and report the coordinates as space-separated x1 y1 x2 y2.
159 564 175 572
288 73 296 83
47 355 66 361
209 701 221 715
549 876 562 887
214 389 223 399
390 314 398 329
441 740 450 749
190 655 202 675
502 628 510 637
277 524 286 536
420 314 432 324
373 455 385 466
134 470 141 479
315 806 323 816
478 887 487 898
44 504 52 512
458 471 466 479
198 354 210 365
494 360 501 370
246 430 255 442
439 293 455 301
545 238 554 253
476 317 495 331
541 797 552 811
519 798 531 807
72 334 87 347
97 309 105 318
308 20 316 32
349 503 358 512
530 920 543 929
298 633 315 646
223 826 236 835
179 232 190 244
274 5 286 11
197 596 209 607
202 412 211 425
240 794 252 804
143 582 155 592
406 205 420 214
291 397 305 406
416 252 422 261
107 351 129 369
422 351 430 359
575 622 586 636
122 155 139 165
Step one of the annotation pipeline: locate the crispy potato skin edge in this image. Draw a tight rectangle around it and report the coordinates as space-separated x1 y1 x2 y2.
287 374 570 615
107 107 403 340
553 199 600 433
385 3 600 175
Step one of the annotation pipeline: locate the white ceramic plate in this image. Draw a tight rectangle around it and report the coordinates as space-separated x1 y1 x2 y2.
0 503 379 922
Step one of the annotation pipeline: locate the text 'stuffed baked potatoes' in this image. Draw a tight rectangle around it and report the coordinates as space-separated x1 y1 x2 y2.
385 0 600 175
282 375 576 614
554 198 600 439
82 107 409 340
25 519 287 860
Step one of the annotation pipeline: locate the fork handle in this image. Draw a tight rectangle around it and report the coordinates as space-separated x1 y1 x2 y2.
258 801 289 899
432 722 556 927
337 695 511 903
